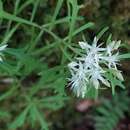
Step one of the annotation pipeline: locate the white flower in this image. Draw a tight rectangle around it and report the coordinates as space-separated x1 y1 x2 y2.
68 62 88 97
68 61 79 73
0 44 7 61
79 37 105 54
68 37 122 98
77 53 99 69
79 37 106 67
106 40 121 56
88 68 110 89
103 52 119 69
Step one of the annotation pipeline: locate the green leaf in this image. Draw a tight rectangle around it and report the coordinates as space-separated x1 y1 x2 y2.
39 95 68 110
118 53 130 59
0 110 10 118
72 22 94 37
49 0 64 30
106 34 112 44
6 48 42 75
29 105 37 127
97 27 109 39
18 55 42 75
0 62 18 75
53 77 66 95
68 0 79 43
18 0 34 14
30 0 40 22
1 24 19 45
0 0 3 11
73 22 94 36
9 106 30 129
85 85 98 99
31 106 48 130
111 69 124 81
0 11 39 28
0 86 17 101
104 72 125 95
39 67 63 85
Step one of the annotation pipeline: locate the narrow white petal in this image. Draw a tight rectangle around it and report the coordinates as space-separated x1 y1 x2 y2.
0 44 7 51
79 41 86 49
79 41 90 49
68 61 78 69
114 40 121 50
93 37 98 46
93 79 99 89
0 57 3 62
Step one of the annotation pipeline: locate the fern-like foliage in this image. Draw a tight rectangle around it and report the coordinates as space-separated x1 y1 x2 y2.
95 92 130 130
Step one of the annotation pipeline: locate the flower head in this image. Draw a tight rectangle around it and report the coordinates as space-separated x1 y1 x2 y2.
68 62 88 97
68 37 123 98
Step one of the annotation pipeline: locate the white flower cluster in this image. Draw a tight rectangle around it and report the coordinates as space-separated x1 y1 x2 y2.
68 37 123 98
0 44 7 61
